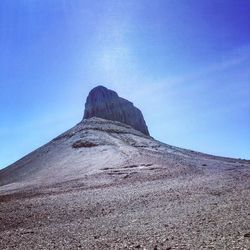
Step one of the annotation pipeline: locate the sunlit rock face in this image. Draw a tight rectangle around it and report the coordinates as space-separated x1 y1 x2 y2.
83 86 150 136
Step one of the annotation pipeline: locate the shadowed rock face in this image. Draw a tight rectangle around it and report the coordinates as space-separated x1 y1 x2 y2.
83 86 150 135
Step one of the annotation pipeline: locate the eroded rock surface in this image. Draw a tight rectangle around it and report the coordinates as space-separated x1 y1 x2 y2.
83 86 150 135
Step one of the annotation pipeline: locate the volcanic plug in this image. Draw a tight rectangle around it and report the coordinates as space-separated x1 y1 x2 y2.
83 86 150 136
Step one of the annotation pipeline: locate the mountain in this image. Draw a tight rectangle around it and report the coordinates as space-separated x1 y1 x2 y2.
0 117 152 188
0 86 249 250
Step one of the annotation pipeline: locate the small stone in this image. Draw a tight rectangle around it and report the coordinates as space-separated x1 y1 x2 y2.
244 232 250 238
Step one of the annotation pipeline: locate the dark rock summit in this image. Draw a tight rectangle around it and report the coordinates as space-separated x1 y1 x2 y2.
83 86 150 135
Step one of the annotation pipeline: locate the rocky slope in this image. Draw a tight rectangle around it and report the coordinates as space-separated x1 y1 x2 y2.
0 117 249 249
0 117 203 189
0 117 153 189
0 86 249 249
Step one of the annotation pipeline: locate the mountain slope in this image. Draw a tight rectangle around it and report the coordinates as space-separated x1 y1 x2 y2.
0 106 249 249
0 117 249 249
0 117 203 190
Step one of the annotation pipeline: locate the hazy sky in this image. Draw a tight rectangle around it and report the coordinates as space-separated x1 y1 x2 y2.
1 0 250 168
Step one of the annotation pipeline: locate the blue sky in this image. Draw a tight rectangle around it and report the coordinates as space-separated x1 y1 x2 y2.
0 0 250 168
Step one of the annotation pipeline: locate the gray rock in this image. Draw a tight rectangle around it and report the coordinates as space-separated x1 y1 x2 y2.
83 86 150 135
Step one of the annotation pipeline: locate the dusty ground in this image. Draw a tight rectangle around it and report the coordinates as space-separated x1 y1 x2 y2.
0 118 250 249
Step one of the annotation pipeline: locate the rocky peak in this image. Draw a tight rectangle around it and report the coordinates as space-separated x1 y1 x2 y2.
83 86 150 136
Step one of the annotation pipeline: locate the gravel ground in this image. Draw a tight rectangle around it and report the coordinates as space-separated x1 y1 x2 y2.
0 118 249 249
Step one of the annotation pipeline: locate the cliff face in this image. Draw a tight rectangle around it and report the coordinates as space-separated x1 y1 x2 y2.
83 86 150 136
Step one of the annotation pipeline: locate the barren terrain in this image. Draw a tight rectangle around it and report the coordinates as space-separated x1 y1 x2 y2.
0 118 249 249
